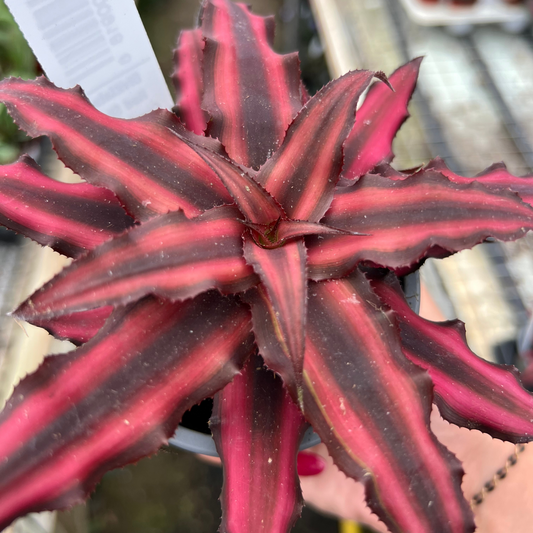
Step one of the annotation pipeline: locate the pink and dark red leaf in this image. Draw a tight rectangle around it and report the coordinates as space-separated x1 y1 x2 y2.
211 352 307 533
30 307 113 345
372 274 533 443
426 157 533 207
16 207 257 322
0 292 254 530
0 156 133 257
243 237 307 398
302 272 474 533
200 0 303 169
197 150 283 225
172 28 208 135
0 77 233 221
256 70 376 222
342 58 422 181
308 171 533 280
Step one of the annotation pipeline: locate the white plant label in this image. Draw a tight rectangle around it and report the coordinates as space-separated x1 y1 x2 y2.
5 0 174 118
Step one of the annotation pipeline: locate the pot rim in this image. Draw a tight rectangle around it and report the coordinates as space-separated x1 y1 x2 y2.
169 425 321 457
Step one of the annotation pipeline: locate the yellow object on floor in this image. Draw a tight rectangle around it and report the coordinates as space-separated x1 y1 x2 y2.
339 519 362 533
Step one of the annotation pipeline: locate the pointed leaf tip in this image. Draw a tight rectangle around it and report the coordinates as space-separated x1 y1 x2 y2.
342 58 422 180
374 70 394 91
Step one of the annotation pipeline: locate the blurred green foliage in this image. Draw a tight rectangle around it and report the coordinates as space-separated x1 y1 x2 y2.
0 0 37 163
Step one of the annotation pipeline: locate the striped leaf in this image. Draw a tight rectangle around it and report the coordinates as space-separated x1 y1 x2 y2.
256 70 376 222
172 28 208 135
426 157 533 207
16 207 257 322
342 58 422 180
200 0 303 169
308 171 533 280
0 156 133 257
303 272 474 533
198 150 283 225
0 292 254 530
372 274 533 442
0 77 232 221
211 353 307 533
243 237 307 398
30 307 113 345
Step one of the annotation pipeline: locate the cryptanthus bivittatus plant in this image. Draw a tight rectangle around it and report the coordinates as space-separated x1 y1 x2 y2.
1 1 533 531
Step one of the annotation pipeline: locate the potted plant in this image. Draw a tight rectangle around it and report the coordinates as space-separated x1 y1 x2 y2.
1 1 533 531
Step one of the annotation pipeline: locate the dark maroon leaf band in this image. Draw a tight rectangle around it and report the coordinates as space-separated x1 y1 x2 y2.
426 157 533 208
257 70 375 222
243 237 307 397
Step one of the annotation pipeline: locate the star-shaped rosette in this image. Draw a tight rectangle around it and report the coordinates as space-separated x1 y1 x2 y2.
1 1 533 532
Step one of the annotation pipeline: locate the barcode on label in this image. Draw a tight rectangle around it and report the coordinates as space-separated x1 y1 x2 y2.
6 0 174 119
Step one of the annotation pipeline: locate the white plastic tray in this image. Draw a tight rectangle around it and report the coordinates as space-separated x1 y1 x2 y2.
399 0 530 27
